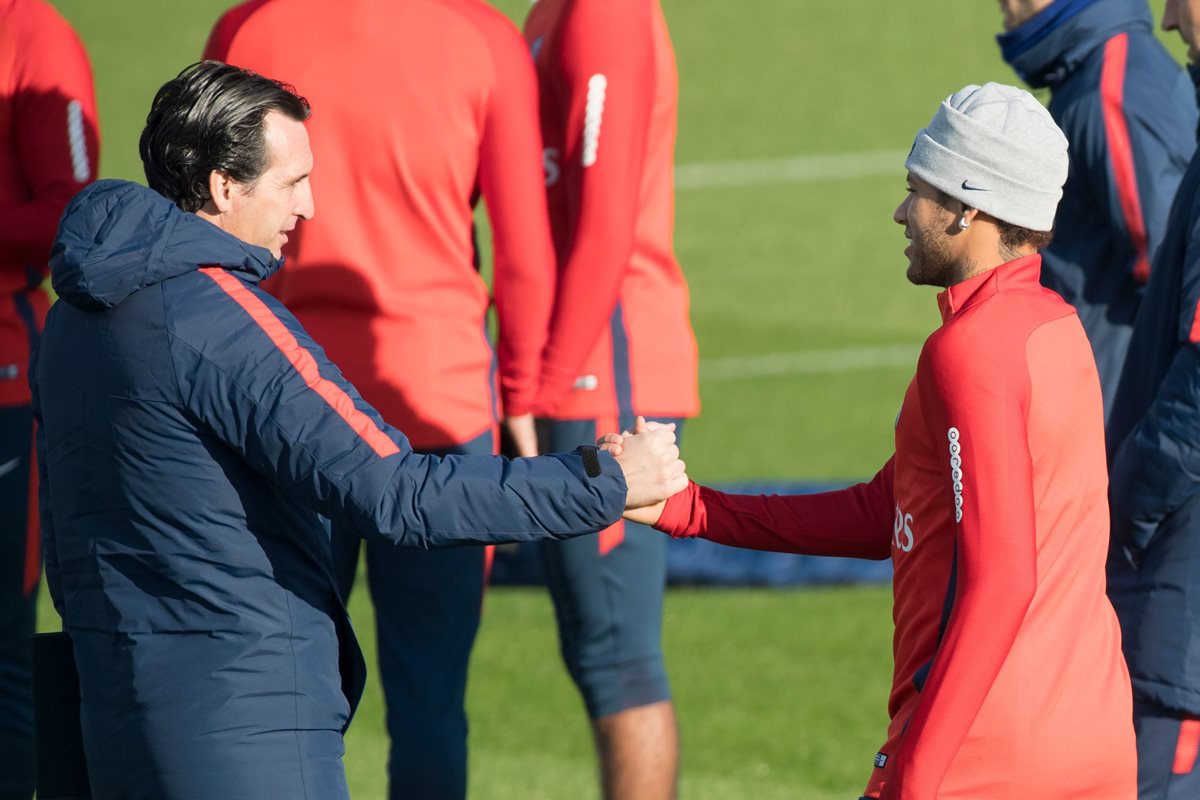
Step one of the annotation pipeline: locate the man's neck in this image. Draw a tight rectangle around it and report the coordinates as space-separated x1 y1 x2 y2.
948 246 1035 287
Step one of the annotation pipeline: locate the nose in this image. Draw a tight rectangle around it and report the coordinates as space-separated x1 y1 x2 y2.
296 178 315 221
894 194 911 227
1163 0 1179 31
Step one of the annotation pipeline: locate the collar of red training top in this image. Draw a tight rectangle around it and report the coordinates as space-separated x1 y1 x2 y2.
936 253 1042 322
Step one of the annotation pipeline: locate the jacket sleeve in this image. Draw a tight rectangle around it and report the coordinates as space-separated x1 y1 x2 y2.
1073 50 1196 281
170 270 627 547
880 328 1038 800
654 462 894 560
29 344 61 616
532 0 656 414
0 9 98 273
1109 208 1200 552
479 18 556 419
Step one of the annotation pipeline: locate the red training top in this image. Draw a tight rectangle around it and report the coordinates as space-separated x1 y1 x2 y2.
0 0 98 407
657 256 1136 800
524 0 698 420
207 0 555 449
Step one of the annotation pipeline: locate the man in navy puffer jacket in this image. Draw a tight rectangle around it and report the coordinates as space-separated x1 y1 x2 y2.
1105 0 1200 795
31 62 685 800
997 0 1196 425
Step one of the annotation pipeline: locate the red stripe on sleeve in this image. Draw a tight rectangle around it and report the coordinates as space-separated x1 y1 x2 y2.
1174 718 1200 775
200 268 401 459
1101 33 1150 283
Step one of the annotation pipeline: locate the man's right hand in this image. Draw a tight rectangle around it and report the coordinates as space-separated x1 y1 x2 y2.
610 417 687 510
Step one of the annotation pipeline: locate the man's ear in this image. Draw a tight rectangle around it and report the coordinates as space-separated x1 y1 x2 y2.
207 170 236 214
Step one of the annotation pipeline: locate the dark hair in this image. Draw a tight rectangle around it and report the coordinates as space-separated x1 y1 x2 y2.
997 219 1054 252
934 189 1056 253
139 61 311 212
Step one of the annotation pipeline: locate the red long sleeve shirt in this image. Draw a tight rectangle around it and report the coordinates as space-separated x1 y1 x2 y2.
524 0 698 420
0 0 98 407
207 0 555 448
658 256 1136 800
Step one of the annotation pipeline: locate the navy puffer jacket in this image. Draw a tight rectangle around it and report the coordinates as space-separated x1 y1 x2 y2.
32 180 625 798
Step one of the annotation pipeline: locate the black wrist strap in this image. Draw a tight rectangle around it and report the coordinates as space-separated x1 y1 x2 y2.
576 444 602 478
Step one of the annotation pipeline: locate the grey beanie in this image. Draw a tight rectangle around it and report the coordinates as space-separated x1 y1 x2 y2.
905 82 1069 232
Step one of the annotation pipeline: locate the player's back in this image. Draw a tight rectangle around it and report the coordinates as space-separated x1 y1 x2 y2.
209 0 531 447
524 0 698 419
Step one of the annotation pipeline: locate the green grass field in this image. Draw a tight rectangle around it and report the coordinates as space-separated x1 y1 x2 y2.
42 1 1187 797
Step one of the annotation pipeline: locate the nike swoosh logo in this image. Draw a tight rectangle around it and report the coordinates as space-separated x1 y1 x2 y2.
961 180 989 191
0 457 20 479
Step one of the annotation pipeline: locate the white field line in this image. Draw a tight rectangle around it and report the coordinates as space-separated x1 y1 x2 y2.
700 343 921 382
675 149 909 189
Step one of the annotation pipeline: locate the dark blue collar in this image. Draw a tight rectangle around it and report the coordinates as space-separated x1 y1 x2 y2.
998 0 1150 87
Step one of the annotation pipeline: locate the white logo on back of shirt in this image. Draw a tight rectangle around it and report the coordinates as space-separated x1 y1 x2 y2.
893 504 914 552
581 74 607 167
948 427 963 523
67 100 90 183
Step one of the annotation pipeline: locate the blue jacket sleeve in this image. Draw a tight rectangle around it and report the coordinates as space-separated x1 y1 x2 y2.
29 346 62 616
1069 63 1195 277
1110 208 1200 553
1109 346 1200 553
167 272 627 547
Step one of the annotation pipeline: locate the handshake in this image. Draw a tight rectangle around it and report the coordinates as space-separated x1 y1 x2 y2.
602 417 688 526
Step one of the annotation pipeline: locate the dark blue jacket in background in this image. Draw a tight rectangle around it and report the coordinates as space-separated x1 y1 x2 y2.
1107 65 1200 716
32 180 627 800
1000 0 1196 424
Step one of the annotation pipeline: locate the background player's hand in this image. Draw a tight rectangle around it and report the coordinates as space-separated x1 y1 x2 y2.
610 417 687 509
501 413 539 458
597 416 672 457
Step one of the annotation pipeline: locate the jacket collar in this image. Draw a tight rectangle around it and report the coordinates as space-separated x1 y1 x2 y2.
52 180 282 311
937 254 1043 323
998 0 1151 88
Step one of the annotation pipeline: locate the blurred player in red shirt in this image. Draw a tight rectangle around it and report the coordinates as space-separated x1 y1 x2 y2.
206 1 554 796
0 2 97 796
617 84 1137 800
523 0 698 796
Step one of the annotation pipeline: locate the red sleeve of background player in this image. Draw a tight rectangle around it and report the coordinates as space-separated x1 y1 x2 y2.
879 323 1039 800
532 0 656 415
654 459 895 560
479 18 556 419
0 7 98 269
202 0 271 62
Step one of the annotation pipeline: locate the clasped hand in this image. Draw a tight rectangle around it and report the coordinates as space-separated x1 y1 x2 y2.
601 417 687 526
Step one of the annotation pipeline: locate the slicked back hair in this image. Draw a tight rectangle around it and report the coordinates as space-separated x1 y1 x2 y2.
140 61 311 212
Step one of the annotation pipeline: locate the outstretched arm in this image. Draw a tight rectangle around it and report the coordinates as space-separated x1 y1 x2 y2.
173 264 683 548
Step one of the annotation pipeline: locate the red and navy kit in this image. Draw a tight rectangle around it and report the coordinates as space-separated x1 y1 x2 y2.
0 3 96 797
207 0 555 449
207 2 556 796
522 0 693 721
658 257 1136 799
525 0 698 422
999 0 1197 424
